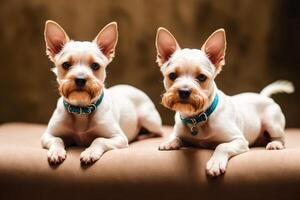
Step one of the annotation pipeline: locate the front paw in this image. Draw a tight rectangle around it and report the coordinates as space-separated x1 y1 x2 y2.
158 138 182 151
80 148 104 164
266 141 284 150
206 156 228 177
47 148 67 165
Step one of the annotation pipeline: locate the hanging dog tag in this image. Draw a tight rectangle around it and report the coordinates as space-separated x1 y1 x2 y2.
190 126 198 136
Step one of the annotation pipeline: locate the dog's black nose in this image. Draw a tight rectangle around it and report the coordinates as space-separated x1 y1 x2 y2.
75 78 86 87
178 88 191 100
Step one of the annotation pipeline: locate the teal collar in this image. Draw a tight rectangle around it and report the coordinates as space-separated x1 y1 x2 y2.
180 93 219 136
63 92 104 115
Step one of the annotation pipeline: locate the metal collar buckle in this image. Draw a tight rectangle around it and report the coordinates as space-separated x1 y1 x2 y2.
191 118 197 126
199 112 208 122
67 105 75 114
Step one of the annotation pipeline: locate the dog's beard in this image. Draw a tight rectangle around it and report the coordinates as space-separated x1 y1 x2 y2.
162 89 205 116
59 78 102 106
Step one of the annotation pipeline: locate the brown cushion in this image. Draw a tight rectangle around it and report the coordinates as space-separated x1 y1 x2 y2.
0 123 300 200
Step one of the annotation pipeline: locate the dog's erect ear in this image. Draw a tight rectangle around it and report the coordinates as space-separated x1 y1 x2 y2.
44 20 70 59
94 22 118 61
201 29 226 73
156 28 180 66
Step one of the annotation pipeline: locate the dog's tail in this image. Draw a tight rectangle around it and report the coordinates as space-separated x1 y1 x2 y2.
260 80 294 97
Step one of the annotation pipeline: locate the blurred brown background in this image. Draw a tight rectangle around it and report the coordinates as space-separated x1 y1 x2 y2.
0 0 299 126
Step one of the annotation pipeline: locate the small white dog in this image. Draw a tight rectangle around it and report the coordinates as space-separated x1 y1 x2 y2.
42 20 162 165
155 27 294 177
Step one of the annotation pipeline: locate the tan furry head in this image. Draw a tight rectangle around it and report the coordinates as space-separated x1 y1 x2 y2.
44 20 118 106
156 28 226 116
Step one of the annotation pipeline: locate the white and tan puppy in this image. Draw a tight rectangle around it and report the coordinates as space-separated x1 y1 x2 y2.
155 27 294 177
42 20 162 165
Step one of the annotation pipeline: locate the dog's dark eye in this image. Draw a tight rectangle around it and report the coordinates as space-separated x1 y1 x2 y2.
90 62 100 70
196 74 207 82
168 72 177 81
62 62 72 70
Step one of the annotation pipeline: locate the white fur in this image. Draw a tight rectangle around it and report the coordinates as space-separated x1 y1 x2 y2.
161 84 292 176
42 21 162 165
260 80 294 97
42 85 162 164
156 28 294 177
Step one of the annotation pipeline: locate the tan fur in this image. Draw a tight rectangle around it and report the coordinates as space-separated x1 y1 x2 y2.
58 73 102 106
162 63 212 116
162 85 204 115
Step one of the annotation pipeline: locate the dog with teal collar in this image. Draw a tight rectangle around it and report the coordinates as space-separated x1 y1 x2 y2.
41 20 162 165
155 27 294 177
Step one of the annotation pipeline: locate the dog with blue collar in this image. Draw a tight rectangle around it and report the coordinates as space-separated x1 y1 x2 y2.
155 27 293 177
41 21 162 165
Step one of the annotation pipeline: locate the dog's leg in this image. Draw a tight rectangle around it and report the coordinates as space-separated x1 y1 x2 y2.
263 104 285 150
136 105 163 140
138 104 163 136
139 109 162 136
41 132 66 164
80 125 128 164
158 122 184 150
158 134 183 150
41 108 68 165
265 127 285 150
206 137 249 177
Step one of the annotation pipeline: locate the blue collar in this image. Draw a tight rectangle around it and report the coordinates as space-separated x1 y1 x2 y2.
180 93 219 136
63 92 104 115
